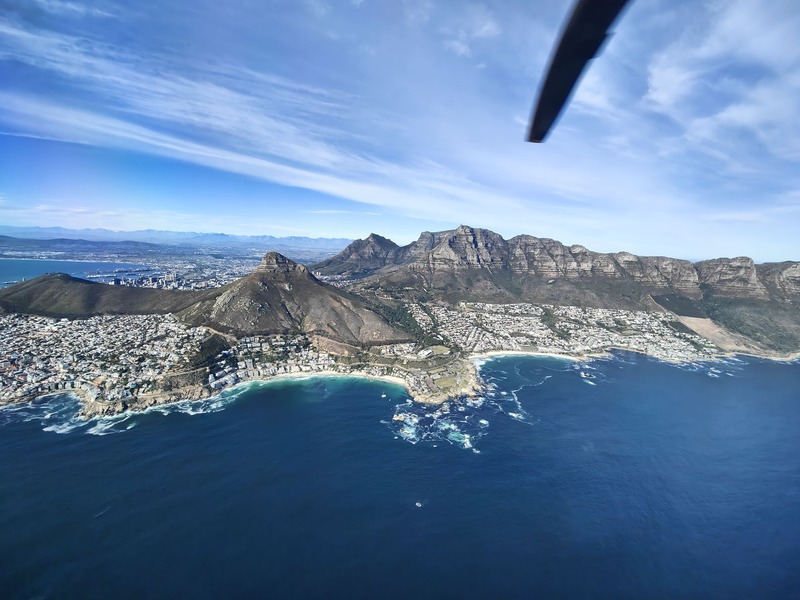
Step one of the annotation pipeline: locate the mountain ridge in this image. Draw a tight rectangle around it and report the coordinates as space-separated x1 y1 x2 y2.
2 227 798 354
0 252 410 348
0 226 351 250
316 225 799 302
313 225 800 353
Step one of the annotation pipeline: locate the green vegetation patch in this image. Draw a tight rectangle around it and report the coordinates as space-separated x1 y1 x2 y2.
652 294 707 318
435 376 456 389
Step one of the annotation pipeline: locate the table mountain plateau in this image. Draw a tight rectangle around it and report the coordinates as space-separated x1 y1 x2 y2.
314 226 800 354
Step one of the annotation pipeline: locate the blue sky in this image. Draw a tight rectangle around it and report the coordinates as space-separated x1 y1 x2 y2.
1 0 799 261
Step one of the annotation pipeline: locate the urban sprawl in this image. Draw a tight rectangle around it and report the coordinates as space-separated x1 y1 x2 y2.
1 301 718 411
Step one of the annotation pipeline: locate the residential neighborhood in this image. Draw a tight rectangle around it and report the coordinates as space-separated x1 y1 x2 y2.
1 300 720 412
410 302 719 361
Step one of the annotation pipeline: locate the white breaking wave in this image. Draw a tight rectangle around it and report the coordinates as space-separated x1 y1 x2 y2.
0 382 260 436
388 368 542 453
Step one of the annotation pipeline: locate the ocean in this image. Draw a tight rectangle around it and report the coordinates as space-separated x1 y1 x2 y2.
0 258 147 286
1 353 799 599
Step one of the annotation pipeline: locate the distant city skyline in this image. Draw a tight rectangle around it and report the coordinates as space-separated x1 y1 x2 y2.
2 0 799 261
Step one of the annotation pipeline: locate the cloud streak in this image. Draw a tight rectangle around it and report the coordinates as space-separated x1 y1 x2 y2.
0 0 799 260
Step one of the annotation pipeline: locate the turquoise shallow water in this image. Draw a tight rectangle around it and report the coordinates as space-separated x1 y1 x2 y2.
1 353 799 599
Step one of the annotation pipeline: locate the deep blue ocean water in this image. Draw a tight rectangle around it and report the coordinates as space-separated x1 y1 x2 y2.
2 353 800 599
0 258 146 286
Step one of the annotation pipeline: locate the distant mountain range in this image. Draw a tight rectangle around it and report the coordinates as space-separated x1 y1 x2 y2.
0 226 351 250
313 225 800 353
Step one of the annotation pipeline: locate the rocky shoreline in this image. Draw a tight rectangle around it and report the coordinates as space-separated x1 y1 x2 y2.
2 308 797 421
68 346 799 421
75 361 485 419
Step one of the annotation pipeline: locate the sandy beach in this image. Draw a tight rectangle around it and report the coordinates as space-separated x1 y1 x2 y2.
470 350 584 362
72 368 414 419
262 369 412 393
31 344 800 421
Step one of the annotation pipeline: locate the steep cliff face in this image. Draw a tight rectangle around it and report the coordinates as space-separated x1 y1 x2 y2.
313 234 399 277
696 257 770 299
316 226 742 299
394 230 453 265
756 262 800 299
409 226 508 272
311 226 800 351
612 253 701 296
316 226 797 303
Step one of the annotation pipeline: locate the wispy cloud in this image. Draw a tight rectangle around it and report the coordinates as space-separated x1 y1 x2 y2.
643 0 800 166
304 209 381 216
703 211 766 224
0 0 799 260
0 19 359 170
444 39 471 58
303 0 330 19
401 0 433 27
0 14 541 227
29 0 115 17
441 3 501 58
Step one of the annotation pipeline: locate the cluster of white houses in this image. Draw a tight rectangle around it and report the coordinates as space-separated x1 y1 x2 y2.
0 314 208 403
1 298 722 410
414 302 718 361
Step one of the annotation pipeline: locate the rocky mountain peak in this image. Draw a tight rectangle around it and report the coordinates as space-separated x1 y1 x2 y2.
695 256 768 298
257 252 308 274
430 225 507 268
452 225 498 241
311 234 400 278
365 233 397 248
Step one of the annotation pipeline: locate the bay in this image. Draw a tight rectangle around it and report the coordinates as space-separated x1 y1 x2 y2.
0 258 148 286
1 353 799 599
